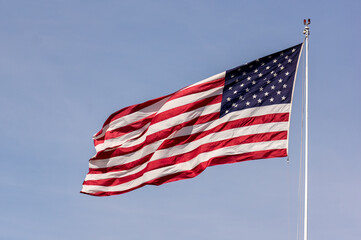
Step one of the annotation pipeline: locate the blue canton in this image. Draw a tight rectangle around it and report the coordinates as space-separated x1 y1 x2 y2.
220 43 303 117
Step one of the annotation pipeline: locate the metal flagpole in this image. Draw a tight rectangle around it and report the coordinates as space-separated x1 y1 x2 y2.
303 18 310 240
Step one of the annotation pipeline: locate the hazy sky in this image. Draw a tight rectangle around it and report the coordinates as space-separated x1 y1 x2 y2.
1 1 360 240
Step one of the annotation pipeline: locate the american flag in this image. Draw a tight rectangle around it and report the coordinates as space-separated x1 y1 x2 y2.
81 43 303 196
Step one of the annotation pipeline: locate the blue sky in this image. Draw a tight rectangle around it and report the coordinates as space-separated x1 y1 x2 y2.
1 0 360 239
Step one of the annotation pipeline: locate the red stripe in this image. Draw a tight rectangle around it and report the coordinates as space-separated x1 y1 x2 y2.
94 77 224 139
91 112 220 161
89 153 154 174
84 131 288 186
94 94 171 138
157 112 289 150
94 113 156 146
91 112 288 161
150 94 222 125
168 77 224 101
92 95 221 159
94 92 222 147
80 148 287 197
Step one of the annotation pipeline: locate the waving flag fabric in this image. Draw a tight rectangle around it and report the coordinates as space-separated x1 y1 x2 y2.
81 43 303 196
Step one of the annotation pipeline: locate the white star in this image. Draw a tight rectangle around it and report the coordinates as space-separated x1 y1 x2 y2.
278 78 283 83
280 52 284 56
280 66 285 70
254 69 258 73
246 101 250 106
256 59 260 62
264 92 269 96
288 58 292 63
266 66 270 70
266 80 271 84
282 96 286 100
235 79 239 83
273 59 277 63
270 97 274 102
227 97 231 101
261 62 265 66
245 88 250 92
271 71 274 74
252 80 256 85
239 95 243 100
292 48 296 53
247 76 251 81
228 86 232 90
259 87 264 91
271 85 275 90
258 73 263 77
283 84 287 88
253 94 257 99
240 83 244 87
278 63 282 67
277 90 281 95
233 90 238 94
273 73 278 77
257 98 262 103
225 110 229 113
285 55 289 59
285 72 290 76
231 74 235 78
242 72 246 76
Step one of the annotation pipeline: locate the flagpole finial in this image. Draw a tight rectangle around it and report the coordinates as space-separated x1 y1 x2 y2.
303 19 311 37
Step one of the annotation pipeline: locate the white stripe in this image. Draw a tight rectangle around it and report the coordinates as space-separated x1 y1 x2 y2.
86 121 288 181
81 139 287 193
94 123 151 152
182 72 225 90
157 86 223 114
93 96 170 140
